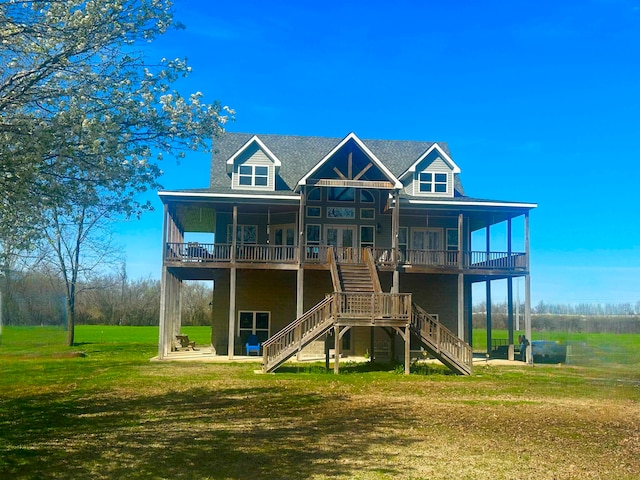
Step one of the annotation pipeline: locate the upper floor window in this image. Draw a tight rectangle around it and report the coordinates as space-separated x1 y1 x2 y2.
328 187 355 202
360 190 375 203
239 165 268 187
418 172 447 193
307 188 321 201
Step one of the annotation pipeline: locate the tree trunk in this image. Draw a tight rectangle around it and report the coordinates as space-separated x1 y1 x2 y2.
66 284 76 346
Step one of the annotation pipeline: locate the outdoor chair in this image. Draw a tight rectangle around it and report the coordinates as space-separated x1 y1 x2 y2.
175 334 197 351
245 334 260 356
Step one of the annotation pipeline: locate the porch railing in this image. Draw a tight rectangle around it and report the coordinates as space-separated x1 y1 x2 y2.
165 242 296 263
334 292 411 321
165 242 527 270
465 251 527 269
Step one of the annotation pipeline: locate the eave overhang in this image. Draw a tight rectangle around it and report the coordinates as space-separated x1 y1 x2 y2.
225 135 282 174
398 143 461 180
159 190 300 205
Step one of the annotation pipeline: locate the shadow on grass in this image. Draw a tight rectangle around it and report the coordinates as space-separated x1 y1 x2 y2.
0 384 418 479
277 360 456 376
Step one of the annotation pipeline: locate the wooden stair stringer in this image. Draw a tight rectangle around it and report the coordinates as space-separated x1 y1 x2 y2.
409 303 473 375
262 296 337 373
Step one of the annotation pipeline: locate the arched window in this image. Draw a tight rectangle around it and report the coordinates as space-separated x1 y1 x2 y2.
307 187 321 201
360 190 375 203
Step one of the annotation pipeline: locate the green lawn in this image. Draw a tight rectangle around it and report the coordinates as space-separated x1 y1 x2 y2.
1 326 639 479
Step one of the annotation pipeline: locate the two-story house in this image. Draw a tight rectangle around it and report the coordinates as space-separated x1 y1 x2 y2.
157 132 536 374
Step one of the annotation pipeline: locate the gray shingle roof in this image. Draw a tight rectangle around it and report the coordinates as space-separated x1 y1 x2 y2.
207 132 460 194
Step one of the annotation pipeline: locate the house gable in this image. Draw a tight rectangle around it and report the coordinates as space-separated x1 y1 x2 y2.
399 143 460 198
226 135 281 191
297 133 402 190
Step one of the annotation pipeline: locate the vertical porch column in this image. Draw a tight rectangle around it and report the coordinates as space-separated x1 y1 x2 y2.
297 189 306 318
333 325 340 374
486 279 492 355
158 204 170 359
507 218 514 359
465 280 473 347
370 327 375 363
458 213 464 268
404 325 410 375
392 191 400 294
507 277 515 361
457 213 465 340
161 203 169 263
228 205 238 358
158 267 168 359
524 212 532 363
457 274 465 341
485 222 492 354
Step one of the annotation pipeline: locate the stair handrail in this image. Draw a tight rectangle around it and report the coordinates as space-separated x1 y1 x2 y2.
262 295 336 371
327 246 342 292
411 302 473 374
363 247 383 293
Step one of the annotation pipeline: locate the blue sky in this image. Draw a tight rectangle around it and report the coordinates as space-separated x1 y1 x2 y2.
116 0 640 305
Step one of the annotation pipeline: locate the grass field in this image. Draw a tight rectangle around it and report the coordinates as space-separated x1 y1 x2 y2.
1 326 639 479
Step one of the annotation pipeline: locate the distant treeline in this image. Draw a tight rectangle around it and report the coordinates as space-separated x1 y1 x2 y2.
3 270 639 333
0 270 212 327
474 300 640 316
473 312 640 334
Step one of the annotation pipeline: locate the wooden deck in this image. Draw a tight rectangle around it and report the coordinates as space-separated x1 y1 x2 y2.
164 242 528 273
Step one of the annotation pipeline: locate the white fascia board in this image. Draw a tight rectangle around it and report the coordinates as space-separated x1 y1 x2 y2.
404 198 538 209
159 191 300 201
296 132 402 190
225 135 282 174
399 143 461 180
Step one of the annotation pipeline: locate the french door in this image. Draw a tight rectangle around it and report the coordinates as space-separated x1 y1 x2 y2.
326 225 356 261
411 228 443 265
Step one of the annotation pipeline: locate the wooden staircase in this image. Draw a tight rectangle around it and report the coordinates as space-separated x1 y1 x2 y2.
262 295 336 373
410 303 473 375
330 246 382 294
262 247 473 375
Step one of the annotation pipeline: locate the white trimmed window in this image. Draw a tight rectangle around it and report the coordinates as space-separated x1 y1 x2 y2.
418 172 448 193
238 311 270 344
227 225 258 244
238 165 269 187
360 225 375 249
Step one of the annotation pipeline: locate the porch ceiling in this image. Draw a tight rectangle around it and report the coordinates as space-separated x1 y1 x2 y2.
172 200 299 232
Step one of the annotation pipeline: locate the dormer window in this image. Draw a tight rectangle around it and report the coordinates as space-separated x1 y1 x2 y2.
239 165 268 187
418 172 448 193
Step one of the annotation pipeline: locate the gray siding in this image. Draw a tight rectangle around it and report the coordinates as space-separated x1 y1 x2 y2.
406 155 455 197
231 143 276 191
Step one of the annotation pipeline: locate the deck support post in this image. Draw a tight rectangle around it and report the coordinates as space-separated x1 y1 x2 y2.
370 326 375 363
228 267 236 359
228 205 238 359
325 332 331 370
524 212 532 364
333 325 340 374
404 325 410 375
486 279 492 356
457 273 465 341
466 280 473 347
507 277 515 360
158 267 168 359
392 191 400 294
296 268 304 319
